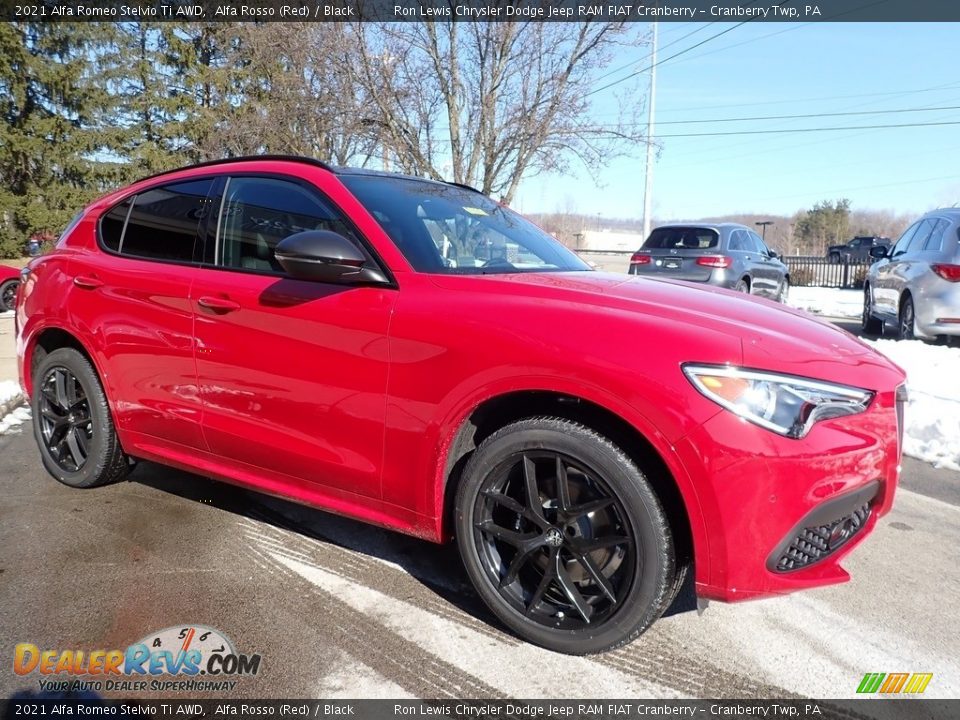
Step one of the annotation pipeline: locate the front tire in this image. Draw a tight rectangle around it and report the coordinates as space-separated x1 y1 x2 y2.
31 348 130 488
454 417 675 655
0 278 18 312
861 286 883 334
776 277 790 304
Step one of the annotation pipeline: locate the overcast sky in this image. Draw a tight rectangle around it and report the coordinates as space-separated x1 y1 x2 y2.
515 22 960 222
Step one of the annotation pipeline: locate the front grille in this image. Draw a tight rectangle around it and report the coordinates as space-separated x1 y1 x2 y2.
774 503 872 572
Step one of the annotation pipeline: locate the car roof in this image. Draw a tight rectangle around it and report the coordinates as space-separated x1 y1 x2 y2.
924 207 960 219
134 154 483 194
654 222 747 231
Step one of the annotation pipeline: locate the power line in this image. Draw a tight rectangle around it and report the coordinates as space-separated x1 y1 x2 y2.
586 16 768 98
640 104 960 127
644 119 960 139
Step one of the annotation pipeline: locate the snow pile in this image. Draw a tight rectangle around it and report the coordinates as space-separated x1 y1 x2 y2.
0 310 13 318
0 379 27 435
788 287 862 319
864 339 960 472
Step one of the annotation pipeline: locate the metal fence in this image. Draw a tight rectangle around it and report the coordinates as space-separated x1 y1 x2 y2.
782 256 875 289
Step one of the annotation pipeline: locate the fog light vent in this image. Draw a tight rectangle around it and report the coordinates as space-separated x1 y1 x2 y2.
775 503 871 572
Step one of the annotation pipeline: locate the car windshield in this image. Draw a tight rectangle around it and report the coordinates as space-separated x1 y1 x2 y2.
340 174 591 274
643 227 719 250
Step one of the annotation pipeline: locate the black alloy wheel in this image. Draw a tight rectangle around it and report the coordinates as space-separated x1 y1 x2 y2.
32 347 131 488
0 279 18 312
456 417 676 655
473 451 634 630
38 367 93 472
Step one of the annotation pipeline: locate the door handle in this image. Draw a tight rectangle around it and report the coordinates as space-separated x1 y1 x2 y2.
73 276 103 290
197 296 241 313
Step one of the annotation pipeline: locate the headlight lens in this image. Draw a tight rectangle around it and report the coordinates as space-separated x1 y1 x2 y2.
683 364 874 438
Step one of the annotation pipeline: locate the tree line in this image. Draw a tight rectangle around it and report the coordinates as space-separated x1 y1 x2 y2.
0 20 643 258
531 199 914 256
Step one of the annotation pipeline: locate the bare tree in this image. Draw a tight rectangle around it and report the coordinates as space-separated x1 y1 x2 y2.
192 23 382 165
350 20 644 203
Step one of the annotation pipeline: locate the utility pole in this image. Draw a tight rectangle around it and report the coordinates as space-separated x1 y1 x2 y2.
641 22 658 242
755 221 773 242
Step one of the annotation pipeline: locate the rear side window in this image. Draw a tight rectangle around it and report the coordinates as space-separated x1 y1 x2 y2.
217 177 359 273
100 199 132 252
923 219 949 251
643 227 719 250
110 179 214 262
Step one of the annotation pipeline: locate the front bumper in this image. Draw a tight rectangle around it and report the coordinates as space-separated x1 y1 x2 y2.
676 384 901 602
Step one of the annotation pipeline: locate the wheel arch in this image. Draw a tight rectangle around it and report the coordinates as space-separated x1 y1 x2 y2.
440 389 701 576
25 326 107 402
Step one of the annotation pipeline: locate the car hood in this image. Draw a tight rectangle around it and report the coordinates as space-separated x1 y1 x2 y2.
431 271 905 387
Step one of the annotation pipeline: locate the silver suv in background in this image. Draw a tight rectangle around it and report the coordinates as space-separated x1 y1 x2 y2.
629 223 790 302
862 209 960 341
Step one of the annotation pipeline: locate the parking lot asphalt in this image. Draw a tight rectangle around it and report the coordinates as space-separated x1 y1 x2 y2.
1 315 958 704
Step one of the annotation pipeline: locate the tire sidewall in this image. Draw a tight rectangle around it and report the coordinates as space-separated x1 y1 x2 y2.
455 421 671 655
32 348 113 488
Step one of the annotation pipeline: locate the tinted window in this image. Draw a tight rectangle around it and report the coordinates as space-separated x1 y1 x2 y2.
217 177 358 273
727 231 745 252
643 227 719 250
923 219 948 252
891 222 921 257
749 231 769 254
904 220 934 256
122 179 213 262
341 175 589 274
100 198 132 253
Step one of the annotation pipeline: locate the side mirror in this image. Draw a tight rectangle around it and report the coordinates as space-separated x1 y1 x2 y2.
869 245 889 259
275 231 389 285
767 250 779 259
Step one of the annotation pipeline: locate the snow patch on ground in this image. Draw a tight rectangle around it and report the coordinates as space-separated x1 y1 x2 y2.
0 310 12 318
863 338 960 472
788 287 862 319
0 380 27 435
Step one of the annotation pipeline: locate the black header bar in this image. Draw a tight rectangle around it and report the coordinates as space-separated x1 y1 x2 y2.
4 0 960 23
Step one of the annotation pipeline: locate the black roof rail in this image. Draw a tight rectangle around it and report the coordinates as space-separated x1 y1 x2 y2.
134 154 335 184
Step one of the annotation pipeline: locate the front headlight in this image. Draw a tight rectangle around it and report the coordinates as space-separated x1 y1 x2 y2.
683 364 874 439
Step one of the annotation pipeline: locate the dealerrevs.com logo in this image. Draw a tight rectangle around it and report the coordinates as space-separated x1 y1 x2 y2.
13 625 261 693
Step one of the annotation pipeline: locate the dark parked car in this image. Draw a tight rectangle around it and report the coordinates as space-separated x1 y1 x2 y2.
827 236 890 263
16 157 905 654
862 209 960 340
629 223 790 302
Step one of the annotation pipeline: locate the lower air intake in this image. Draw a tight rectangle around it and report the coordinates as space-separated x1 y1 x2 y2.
774 503 872 572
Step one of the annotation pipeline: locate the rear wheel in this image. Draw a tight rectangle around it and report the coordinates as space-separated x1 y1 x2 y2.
455 417 675 655
898 295 916 341
31 348 130 488
861 286 883 334
0 278 18 312
735 277 750 294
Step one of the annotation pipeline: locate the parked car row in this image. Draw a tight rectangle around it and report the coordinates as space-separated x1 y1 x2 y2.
862 208 960 341
629 222 790 303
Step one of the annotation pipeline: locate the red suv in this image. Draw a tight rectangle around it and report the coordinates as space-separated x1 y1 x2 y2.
15 157 906 654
